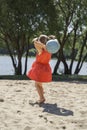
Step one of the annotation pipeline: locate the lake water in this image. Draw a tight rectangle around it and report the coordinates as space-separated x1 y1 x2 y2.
0 55 87 75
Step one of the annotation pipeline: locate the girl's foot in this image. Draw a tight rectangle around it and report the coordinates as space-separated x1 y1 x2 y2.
37 98 45 104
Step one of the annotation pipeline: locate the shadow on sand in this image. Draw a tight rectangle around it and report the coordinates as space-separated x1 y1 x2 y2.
41 103 73 116
29 102 73 116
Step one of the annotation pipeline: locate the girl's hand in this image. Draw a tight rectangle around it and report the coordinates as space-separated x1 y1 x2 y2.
34 40 46 54
32 38 38 42
34 41 46 49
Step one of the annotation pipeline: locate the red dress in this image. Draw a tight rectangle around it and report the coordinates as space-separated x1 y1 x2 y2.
27 50 52 82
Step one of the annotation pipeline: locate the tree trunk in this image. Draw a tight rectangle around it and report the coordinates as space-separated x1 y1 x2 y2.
23 36 30 75
15 54 22 75
69 25 77 74
4 36 17 73
74 53 87 74
62 53 70 74
74 31 87 74
53 59 60 74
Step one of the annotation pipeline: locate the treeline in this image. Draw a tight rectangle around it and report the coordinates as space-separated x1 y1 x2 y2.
0 0 87 75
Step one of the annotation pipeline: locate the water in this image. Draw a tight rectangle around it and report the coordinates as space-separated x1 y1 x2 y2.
0 55 87 75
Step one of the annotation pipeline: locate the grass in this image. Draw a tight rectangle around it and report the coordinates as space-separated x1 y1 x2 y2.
0 74 87 82
52 74 87 82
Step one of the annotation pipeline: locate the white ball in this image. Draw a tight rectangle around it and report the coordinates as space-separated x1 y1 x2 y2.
46 39 60 54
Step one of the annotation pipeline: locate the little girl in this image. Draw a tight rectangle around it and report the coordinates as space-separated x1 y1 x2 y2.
27 34 52 104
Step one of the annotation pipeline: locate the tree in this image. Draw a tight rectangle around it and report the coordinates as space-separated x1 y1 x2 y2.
0 0 38 75
53 0 87 75
0 0 56 75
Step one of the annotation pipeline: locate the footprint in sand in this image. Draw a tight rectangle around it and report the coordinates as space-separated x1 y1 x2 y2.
33 126 48 130
0 98 4 102
24 126 32 130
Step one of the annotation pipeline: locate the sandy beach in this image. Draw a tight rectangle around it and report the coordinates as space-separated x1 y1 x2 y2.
0 80 87 130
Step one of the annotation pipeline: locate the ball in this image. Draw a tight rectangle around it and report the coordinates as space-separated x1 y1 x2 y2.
46 39 60 54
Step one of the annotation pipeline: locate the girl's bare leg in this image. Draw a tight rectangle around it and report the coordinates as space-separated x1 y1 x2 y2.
35 81 45 103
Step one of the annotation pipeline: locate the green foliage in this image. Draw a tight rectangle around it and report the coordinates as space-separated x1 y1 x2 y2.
0 0 87 75
0 0 57 74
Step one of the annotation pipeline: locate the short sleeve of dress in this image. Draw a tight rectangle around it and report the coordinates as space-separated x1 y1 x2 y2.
36 50 51 64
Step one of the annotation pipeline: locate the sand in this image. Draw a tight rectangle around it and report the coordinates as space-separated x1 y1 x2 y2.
0 80 87 130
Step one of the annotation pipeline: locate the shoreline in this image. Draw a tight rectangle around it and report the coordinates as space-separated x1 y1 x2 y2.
0 75 87 82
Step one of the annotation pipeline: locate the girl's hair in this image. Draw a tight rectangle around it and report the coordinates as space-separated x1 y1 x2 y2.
39 34 48 45
32 34 56 44
48 35 56 40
